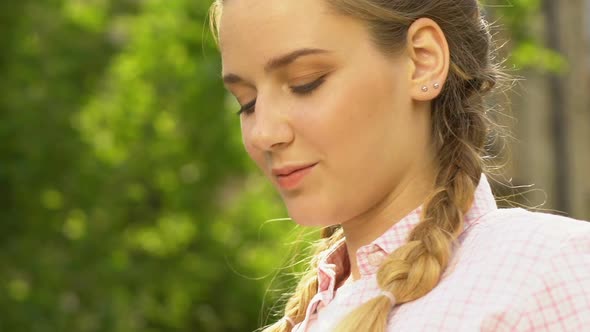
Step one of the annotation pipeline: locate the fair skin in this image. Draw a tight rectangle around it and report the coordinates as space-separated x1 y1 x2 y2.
218 0 450 279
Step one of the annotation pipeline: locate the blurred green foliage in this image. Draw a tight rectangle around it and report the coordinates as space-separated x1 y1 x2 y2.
485 0 568 72
0 0 556 331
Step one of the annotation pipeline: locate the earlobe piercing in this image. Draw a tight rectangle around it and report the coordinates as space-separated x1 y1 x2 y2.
421 86 429 92
433 82 440 90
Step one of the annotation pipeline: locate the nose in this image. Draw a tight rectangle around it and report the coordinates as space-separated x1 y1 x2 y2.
247 98 294 151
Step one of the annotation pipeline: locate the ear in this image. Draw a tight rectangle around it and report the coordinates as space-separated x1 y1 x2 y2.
406 18 450 101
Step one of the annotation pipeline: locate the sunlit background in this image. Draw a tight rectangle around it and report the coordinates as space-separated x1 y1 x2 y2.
1 0 589 331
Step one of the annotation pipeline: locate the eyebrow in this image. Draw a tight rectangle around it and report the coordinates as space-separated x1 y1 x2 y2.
222 48 331 85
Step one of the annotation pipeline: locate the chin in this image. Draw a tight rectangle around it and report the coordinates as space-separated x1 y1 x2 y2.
286 208 341 228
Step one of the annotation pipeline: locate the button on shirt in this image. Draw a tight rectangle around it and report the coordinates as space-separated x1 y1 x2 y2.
293 175 590 332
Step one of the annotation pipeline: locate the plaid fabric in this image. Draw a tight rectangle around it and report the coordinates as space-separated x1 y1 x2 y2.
293 175 590 332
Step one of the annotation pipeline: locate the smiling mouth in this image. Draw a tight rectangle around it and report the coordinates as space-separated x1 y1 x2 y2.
275 163 317 190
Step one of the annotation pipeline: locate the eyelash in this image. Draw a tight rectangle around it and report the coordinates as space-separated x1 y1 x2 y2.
236 75 327 116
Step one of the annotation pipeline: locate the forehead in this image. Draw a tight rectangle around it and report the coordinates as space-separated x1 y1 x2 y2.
218 0 370 74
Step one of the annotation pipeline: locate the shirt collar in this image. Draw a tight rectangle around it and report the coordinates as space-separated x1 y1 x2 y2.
316 173 497 290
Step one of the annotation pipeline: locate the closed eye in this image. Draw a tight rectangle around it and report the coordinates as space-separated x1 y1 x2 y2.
236 75 328 116
236 99 256 116
290 74 327 95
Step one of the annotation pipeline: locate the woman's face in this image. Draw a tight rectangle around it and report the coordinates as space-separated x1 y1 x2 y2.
218 0 434 227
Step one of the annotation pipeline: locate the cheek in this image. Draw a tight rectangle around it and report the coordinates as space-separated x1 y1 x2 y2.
300 72 404 153
290 79 374 144
292 73 410 222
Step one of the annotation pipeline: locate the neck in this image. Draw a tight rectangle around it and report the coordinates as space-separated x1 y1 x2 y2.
341 164 437 280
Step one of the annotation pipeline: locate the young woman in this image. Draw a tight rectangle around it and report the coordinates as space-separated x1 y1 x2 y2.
210 0 590 331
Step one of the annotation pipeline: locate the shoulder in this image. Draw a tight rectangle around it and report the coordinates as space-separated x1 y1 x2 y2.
471 209 590 331
480 207 590 234
464 207 590 256
383 209 590 332
457 207 590 283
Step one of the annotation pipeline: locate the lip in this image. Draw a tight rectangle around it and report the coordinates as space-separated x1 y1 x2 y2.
272 162 317 190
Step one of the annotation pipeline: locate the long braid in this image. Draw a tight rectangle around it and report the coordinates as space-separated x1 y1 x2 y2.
262 226 344 332
333 1 499 329
335 61 493 331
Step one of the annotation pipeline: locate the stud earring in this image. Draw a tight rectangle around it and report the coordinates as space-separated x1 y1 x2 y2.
433 82 440 90
421 86 429 92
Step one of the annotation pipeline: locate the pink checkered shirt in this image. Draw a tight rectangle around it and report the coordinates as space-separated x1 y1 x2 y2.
293 175 590 331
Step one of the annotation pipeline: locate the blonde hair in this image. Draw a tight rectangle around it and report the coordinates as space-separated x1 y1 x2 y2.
210 0 506 331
